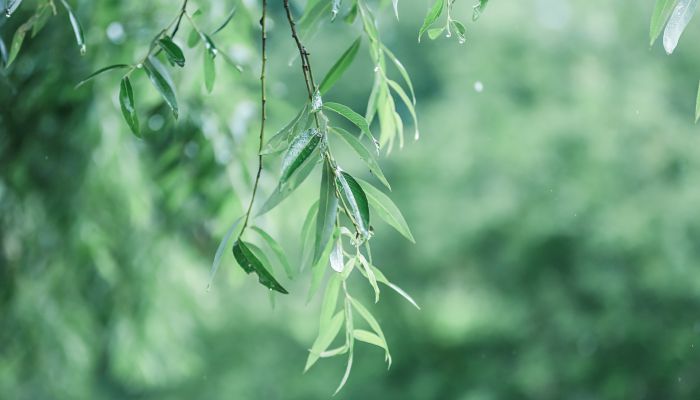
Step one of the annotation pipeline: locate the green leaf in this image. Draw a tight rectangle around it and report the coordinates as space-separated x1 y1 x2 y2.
336 171 370 237
419 0 445 42
232 240 288 294
358 253 380 303
7 25 28 67
695 80 700 123
386 79 419 141
305 311 344 372
472 0 489 21
308 228 337 302
280 128 321 185
207 216 242 290
59 0 85 55
650 0 678 46
314 160 339 265
119 77 140 137
319 37 361 95
251 226 294 279
32 4 52 38
356 178 415 243
75 64 131 88
257 147 320 216
381 44 416 104
143 57 178 118
332 127 391 190
201 33 218 56
663 0 698 54
212 6 237 35
349 297 390 365
370 265 420 309
452 20 466 37
158 36 185 67
300 200 320 271
203 50 216 93
0 37 7 67
187 28 201 47
427 27 444 40
324 102 376 145
261 104 309 155
319 273 342 330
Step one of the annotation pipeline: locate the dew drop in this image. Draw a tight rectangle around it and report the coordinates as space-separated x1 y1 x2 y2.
373 66 380 73
458 36 466 44
79 44 86 55
5 10 10 17
311 91 323 112
106 22 126 44
445 32 452 38
474 81 484 93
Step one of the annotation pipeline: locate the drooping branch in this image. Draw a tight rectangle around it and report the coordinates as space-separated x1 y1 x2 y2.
239 0 268 235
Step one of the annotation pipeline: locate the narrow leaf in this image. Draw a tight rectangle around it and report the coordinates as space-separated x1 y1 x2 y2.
75 64 131 88
336 171 370 237
280 128 321 184
305 311 344 372
203 50 216 93
251 226 294 279
59 0 85 54
261 104 309 155
472 0 489 21
158 36 185 67
696 80 700 123
319 37 361 94
143 56 178 118
356 178 415 243
419 0 445 42
358 253 380 303
650 0 678 46
119 77 140 137
257 149 319 216
663 0 699 54
232 240 288 294
314 160 339 264
324 102 376 144
212 6 237 35
371 265 420 309
320 273 342 330
207 216 242 290
332 127 391 190
7 26 28 67
308 228 338 302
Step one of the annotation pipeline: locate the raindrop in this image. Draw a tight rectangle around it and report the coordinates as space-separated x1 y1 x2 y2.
106 22 126 44
474 81 484 93
311 91 323 112
373 66 380 73
79 44 86 55
458 36 466 44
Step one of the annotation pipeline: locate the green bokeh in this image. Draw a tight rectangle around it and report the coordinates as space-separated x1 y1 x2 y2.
2 0 700 399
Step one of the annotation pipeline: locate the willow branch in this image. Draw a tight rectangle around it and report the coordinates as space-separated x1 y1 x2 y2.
239 0 268 235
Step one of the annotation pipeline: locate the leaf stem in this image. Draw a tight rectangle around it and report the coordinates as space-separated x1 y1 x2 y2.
239 0 268 236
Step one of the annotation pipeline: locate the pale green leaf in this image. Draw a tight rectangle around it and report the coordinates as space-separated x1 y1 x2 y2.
650 0 678 46
356 178 415 243
418 0 445 42
319 37 361 94
305 311 344 372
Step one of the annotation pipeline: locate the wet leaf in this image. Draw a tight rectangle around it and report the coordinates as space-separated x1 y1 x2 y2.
336 171 370 237
324 102 375 144
75 64 131 88
261 104 309 155
663 0 698 54
203 50 216 93
280 128 321 185
119 77 140 137
158 36 185 67
419 0 444 42
650 0 678 46
232 240 288 294
143 56 178 118
332 127 391 190
251 226 294 279
314 160 338 264
59 0 85 54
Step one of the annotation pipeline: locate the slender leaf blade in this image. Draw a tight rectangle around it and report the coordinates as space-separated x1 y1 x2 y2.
418 0 445 42
143 56 179 118
332 127 391 190
232 240 288 294
314 160 339 264
650 0 679 46
119 77 140 137
158 37 185 67
207 216 242 289
356 178 415 243
59 0 85 54
319 37 361 94
75 64 131 88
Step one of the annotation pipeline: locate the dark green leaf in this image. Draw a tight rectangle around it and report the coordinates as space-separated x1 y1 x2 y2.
212 6 237 35
232 240 288 294
119 77 140 137
336 171 370 237
143 57 178 118
314 160 338 264
75 64 131 88
158 36 185 67
332 127 390 190
356 177 415 243
319 37 361 95
59 0 85 54
650 0 678 45
418 0 444 42
203 50 216 93
280 128 321 185
324 102 376 145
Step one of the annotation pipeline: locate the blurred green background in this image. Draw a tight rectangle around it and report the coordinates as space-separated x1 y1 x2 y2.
2 0 700 398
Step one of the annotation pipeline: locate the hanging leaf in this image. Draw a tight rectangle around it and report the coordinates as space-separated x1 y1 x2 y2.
314 160 339 264
212 6 237 35
336 171 370 237
75 64 131 88
257 147 320 216
472 0 489 21
695 81 700 123
319 37 361 94
308 228 338 302
349 297 389 363
207 216 242 290
119 77 140 137
330 238 344 273
650 0 679 46
203 50 216 93
59 0 86 55
392 0 399 19
663 0 699 54
386 79 419 141
7 24 29 67
280 128 321 185
370 265 420 309
187 28 201 47
356 178 415 243
418 0 445 42
358 253 380 303
143 56 178 118
251 226 294 279
324 102 376 144
32 4 52 38
305 311 344 372
300 200 320 271
332 127 391 190
232 240 288 294
319 273 342 330
381 44 416 104
158 36 185 67
261 104 309 155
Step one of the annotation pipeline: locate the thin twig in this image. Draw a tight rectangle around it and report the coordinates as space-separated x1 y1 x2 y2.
239 0 268 236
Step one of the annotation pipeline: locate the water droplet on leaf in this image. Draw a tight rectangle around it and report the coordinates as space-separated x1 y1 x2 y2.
474 81 484 93
79 44 86 55
311 91 323 112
